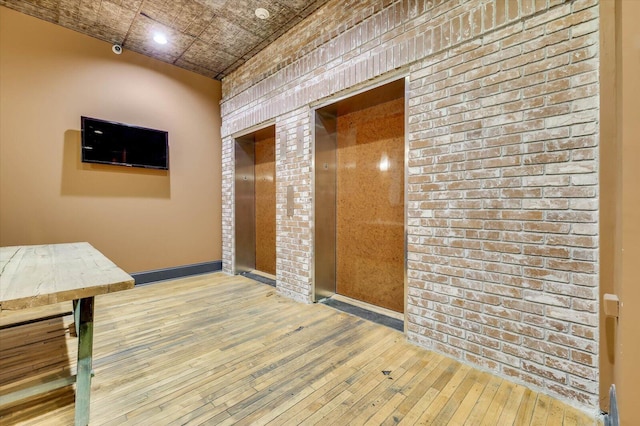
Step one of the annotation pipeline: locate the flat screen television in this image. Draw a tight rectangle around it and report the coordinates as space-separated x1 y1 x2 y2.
81 116 169 170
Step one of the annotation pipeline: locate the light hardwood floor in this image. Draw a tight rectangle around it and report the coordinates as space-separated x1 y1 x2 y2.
0 273 598 425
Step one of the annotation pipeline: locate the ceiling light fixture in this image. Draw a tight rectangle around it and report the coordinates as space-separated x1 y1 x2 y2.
255 8 270 19
153 33 168 45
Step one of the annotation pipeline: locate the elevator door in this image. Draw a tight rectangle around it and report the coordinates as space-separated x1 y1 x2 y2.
336 98 405 313
235 138 255 274
234 126 276 276
254 132 276 275
314 112 337 300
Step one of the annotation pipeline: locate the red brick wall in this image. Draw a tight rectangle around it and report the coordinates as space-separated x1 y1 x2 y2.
221 0 600 410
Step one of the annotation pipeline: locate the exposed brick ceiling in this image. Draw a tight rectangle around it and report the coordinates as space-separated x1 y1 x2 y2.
1 0 332 80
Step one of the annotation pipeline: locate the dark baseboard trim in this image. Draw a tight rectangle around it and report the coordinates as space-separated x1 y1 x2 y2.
131 260 222 285
320 298 404 332
239 271 276 287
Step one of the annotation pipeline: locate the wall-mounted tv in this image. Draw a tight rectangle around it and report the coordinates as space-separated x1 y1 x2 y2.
81 116 169 170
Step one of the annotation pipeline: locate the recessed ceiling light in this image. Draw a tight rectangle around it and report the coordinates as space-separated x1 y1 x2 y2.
153 33 168 45
255 8 270 19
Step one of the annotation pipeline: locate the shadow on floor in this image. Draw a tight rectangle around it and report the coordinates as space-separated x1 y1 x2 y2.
0 314 76 425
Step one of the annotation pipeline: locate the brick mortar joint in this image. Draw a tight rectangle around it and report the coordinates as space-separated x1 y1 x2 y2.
221 0 577 114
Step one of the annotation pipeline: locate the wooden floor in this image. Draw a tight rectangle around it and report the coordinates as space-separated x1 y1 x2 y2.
0 273 598 425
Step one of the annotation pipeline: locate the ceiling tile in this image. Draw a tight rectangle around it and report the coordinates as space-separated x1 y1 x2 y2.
57 0 80 20
174 58 219 79
273 0 314 14
1 0 60 22
199 15 262 57
76 0 100 24
192 0 227 12
115 0 144 11
172 1 215 35
60 16 130 43
181 8 216 37
139 0 187 27
1 0 334 79
32 0 60 9
123 14 195 62
215 0 294 39
98 1 137 35
179 38 239 74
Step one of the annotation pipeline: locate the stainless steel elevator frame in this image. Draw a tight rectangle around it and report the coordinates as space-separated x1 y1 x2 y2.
313 111 337 300
235 136 256 274
312 77 407 313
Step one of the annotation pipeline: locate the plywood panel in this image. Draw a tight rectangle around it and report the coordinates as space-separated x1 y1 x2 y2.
336 98 404 312
254 132 276 275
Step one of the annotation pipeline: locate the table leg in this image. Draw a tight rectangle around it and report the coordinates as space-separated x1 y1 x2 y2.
74 296 94 426
73 299 80 337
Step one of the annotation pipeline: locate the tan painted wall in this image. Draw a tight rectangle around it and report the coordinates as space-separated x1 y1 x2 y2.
0 7 222 273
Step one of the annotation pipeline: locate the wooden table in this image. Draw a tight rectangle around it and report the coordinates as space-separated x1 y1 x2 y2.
0 242 134 426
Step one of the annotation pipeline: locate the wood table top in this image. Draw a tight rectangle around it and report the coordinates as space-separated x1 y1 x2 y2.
0 242 134 311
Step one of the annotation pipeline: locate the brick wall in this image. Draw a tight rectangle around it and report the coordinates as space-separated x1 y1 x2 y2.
275 108 314 303
221 135 234 274
221 0 599 410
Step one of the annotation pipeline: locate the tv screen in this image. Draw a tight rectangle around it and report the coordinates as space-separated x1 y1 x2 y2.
81 116 169 170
